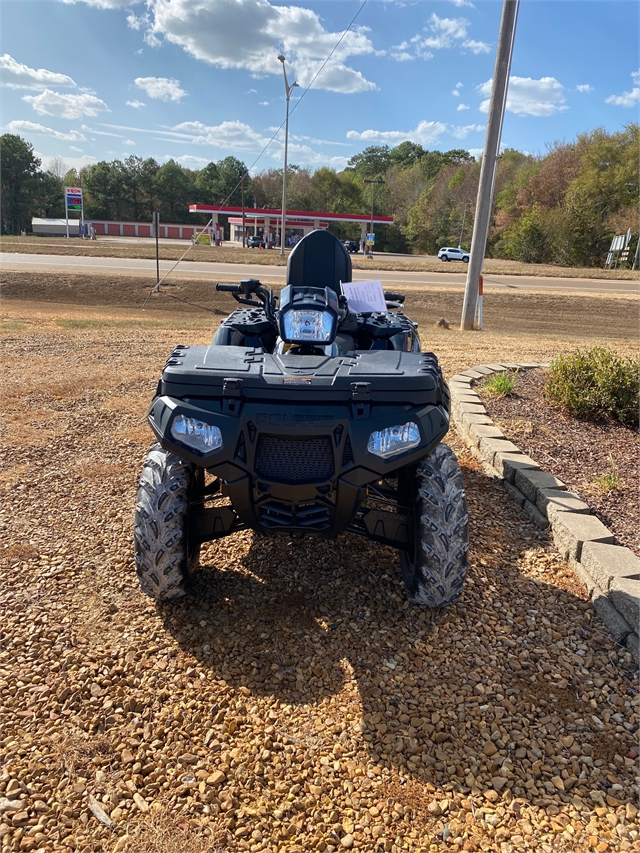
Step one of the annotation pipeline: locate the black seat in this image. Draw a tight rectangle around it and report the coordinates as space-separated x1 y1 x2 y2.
286 230 352 295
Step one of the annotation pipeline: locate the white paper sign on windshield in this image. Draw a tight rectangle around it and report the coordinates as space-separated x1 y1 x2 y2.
342 280 386 313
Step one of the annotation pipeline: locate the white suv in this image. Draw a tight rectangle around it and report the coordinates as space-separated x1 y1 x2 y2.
438 247 470 263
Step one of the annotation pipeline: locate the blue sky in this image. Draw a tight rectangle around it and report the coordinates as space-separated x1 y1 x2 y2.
1 0 638 175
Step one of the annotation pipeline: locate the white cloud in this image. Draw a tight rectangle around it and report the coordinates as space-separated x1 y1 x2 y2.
462 39 490 54
450 0 474 7
58 0 132 7
135 76 186 102
126 99 146 108
166 154 210 168
81 124 124 138
247 89 258 94
23 89 109 119
173 119 271 152
400 13 488 60
259 101 270 106
291 133 351 148
391 51 414 62
421 14 468 49
478 76 568 116
576 84 593 94
38 152 98 171
124 139 135 146
452 82 463 96
457 103 470 111
147 0 376 94
346 119 482 146
0 54 76 90
69 146 83 152
606 70 640 107
127 12 148 30
7 120 86 141
168 119 349 168
449 123 483 139
390 41 415 62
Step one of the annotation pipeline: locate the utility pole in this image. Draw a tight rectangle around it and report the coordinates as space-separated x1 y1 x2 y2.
460 0 520 330
238 169 246 248
364 177 384 254
278 55 299 257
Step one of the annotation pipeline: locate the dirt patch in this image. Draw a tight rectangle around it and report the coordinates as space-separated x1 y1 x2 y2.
2 270 639 344
477 369 640 556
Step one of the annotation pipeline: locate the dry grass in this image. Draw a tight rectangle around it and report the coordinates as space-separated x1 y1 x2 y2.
2 234 638 279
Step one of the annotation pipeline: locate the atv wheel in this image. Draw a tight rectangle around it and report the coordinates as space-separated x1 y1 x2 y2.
400 443 468 607
134 443 203 601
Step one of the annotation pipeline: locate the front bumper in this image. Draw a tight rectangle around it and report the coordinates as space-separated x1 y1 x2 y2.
148 395 449 542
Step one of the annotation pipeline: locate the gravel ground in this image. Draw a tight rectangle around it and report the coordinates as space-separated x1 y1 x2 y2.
477 369 640 557
1 292 639 853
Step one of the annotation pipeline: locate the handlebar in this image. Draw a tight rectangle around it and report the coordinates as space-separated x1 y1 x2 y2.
383 290 405 304
216 279 277 324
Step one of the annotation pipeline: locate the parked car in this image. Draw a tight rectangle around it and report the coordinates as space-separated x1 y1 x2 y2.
247 236 266 249
343 240 359 253
438 247 469 263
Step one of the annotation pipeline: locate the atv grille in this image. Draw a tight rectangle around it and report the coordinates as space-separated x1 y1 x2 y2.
255 436 334 483
259 500 331 530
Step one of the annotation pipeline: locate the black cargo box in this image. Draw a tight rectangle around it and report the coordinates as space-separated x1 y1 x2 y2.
160 345 447 406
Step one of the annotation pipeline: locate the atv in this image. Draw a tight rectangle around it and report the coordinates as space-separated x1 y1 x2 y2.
134 230 468 606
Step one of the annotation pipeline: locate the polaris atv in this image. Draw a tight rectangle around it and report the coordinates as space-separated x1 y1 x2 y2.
134 230 468 606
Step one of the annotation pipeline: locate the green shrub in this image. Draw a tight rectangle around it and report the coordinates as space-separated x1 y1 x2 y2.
544 347 640 427
483 371 516 397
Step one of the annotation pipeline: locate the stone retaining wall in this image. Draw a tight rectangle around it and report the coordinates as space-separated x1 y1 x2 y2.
449 363 639 667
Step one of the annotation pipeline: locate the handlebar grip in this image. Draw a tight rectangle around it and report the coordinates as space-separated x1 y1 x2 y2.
383 290 405 304
216 283 241 292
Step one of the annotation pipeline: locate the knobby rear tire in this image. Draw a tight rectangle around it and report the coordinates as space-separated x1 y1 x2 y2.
400 443 469 608
134 443 202 601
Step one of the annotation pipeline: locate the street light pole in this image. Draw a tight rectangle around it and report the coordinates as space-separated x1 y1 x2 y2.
278 55 298 258
238 169 246 248
364 177 384 255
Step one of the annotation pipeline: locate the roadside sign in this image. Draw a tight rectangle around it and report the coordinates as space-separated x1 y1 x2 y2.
366 233 375 245
64 186 84 238
66 187 83 210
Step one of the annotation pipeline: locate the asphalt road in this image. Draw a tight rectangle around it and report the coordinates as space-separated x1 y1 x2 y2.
1 251 638 295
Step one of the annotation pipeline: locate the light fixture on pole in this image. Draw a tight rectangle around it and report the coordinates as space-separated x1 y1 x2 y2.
278 54 298 257
364 177 385 253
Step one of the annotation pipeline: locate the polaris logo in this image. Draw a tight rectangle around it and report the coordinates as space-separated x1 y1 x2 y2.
256 413 335 427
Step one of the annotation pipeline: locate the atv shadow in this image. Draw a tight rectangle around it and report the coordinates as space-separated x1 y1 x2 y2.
158 463 637 811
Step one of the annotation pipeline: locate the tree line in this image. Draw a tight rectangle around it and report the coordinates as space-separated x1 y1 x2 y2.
1 124 637 266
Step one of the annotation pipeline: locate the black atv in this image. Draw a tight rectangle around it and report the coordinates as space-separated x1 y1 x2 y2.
134 230 468 607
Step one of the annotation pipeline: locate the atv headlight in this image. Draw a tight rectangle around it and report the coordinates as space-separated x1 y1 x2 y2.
282 309 335 344
171 414 222 453
368 422 420 458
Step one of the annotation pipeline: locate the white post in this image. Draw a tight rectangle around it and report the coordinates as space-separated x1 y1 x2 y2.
65 187 69 239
